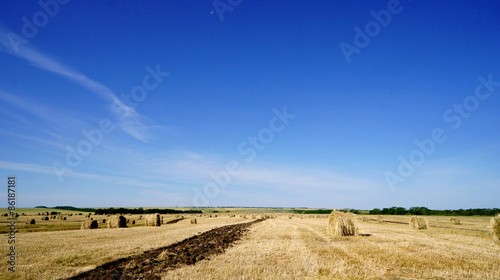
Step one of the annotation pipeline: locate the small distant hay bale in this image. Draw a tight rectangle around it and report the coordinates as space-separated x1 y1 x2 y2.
107 215 127 228
26 219 36 225
450 218 461 225
51 215 56 219
127 219 130 224
191 218 197 224
132 220 135 225
81 220 98 230
2 213 8 217
328 211 359 236
361 217 368 222
102 219 106 223
288 215 292 219
145 213 161 227
491 214 500 244
42 216 49 221
409 216 429 230
377 215 384 223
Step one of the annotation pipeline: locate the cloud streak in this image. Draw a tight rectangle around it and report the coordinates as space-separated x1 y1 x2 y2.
0 24 157 142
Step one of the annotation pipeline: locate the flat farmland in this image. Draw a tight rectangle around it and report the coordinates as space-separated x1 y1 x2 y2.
1 214 499 279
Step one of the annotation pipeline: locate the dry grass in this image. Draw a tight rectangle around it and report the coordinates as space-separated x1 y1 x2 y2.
328 211 358 236
0 216 251 279
163 216 500 279
1 213 499 279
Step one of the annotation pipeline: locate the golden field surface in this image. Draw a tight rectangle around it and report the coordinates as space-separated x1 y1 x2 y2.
1 212 499 280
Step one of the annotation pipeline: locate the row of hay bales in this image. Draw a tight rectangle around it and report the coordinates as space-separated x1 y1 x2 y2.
336 212 500 244
81 213 197 230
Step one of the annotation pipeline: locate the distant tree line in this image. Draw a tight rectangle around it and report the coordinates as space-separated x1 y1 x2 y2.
94 207 202 215
35 206 94 212
293 209 334 214
369 207 499 216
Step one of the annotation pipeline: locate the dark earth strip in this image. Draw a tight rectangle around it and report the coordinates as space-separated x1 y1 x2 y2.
67 219 265 280
165 218 184 224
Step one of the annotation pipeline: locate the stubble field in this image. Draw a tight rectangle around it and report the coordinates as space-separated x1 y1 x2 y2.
1 212 499 280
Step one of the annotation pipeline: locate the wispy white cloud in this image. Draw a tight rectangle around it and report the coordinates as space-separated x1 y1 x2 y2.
0 160 170 189
0 90 63 125
0 24 159 142
104 149 382 193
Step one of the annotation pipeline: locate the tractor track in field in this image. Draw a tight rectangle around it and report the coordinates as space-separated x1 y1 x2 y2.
67 219 265 280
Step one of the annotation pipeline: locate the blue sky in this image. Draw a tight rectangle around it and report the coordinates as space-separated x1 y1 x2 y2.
0 0 499 209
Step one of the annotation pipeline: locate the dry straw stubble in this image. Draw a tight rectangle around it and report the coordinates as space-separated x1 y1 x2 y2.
81 220 98 230
409 216 429 230
328 210 359 236
107 215 127 228
145 213 161 226
491 214 500 244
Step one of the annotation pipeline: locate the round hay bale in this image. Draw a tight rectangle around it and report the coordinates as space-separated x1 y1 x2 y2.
377 215 384 223
328 210 359 236
42 216 49 221
491 214 500 244
81 220 98 230
2 213 8 217
63 217 67 220
107 215 127 228
132 220 135 225
26 219 36 225
361 217 368 222
145 213 161 227
102 219 106 223
191 218 197 224
409 216 429 230
450 218 461 225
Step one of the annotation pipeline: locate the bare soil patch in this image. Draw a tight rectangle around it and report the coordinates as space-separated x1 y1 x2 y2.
67 219 265 279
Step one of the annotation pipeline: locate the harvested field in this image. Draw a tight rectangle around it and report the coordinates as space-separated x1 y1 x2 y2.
0 214 499 279
68 219 264 279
